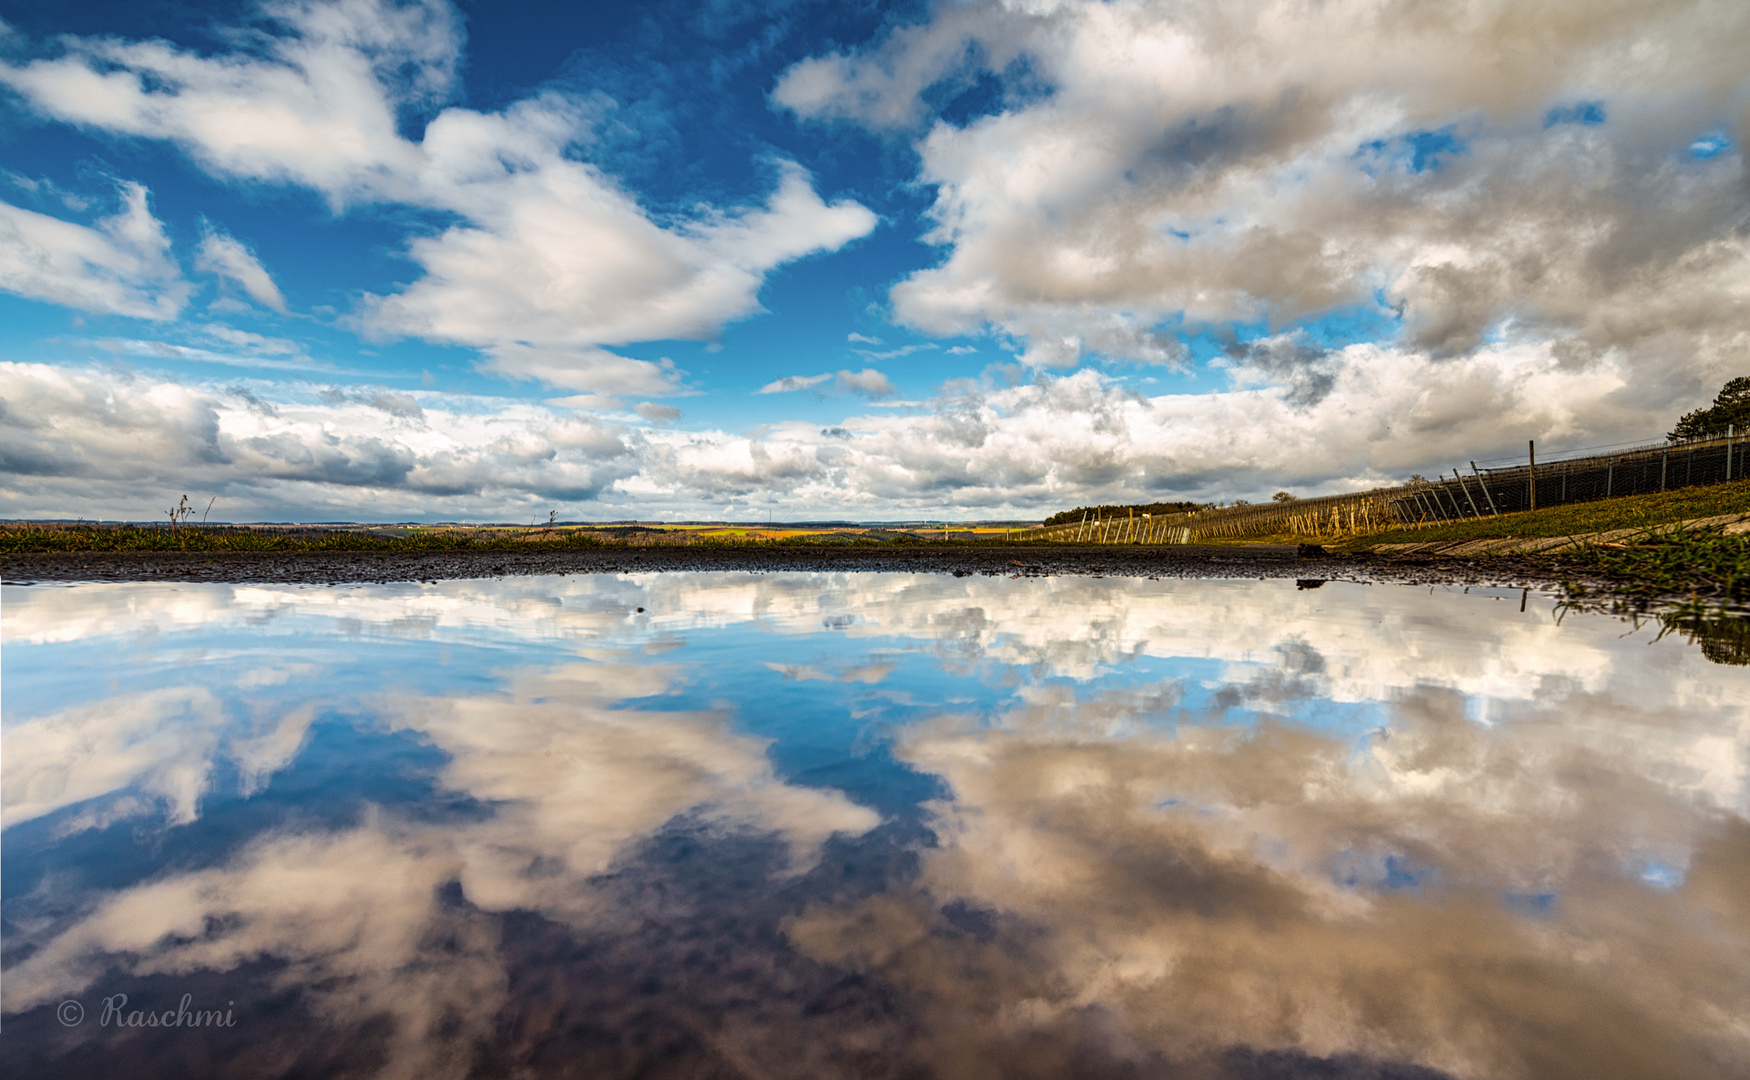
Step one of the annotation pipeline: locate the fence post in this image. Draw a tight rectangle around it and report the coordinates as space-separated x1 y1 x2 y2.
1448 482 1467 518
1470 462 1500 515
1730 424 1737 481
1454 470 1481 517
1528 440 1537 511
1661 451 1667 492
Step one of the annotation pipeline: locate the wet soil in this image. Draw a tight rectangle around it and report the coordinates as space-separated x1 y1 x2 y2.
1 543 1583 590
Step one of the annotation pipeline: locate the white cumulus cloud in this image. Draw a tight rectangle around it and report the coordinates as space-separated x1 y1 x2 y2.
835 368 895 396
0 0 459 201
757 373 835 394
757 368 895 398
0 342 1659 520
777 0 1750 415
194 227 288 312
0 1 877 394
0 181 189 319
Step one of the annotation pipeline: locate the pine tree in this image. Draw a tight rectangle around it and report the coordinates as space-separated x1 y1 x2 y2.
1669 376 1750 441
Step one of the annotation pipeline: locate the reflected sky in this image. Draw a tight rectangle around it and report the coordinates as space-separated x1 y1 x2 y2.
3 574 1747 1079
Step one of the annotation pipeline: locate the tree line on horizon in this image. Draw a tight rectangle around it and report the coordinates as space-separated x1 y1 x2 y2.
1041 501 1207 527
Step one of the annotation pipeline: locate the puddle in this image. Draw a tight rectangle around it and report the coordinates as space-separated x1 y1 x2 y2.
3 574 1747 1079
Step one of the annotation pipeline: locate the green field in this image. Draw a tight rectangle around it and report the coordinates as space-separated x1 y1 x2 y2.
0 523 612 555
0 521 994 554
1340 479 1750 548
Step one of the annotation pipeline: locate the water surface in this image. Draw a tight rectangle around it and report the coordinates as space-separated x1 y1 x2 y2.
4 573 1747 1079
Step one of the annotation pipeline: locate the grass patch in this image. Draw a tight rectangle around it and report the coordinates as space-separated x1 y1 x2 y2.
0 522 950 554
1341 479 1750 549
1560 523 1750 605
0 523 609 555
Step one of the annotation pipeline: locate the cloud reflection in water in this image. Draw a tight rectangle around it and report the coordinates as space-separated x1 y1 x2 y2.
2 574 1746 1078
6 653 877 1075
792 679 1750 1080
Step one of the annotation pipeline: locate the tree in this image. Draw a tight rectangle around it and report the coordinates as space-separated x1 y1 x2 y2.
1669 376 1750 441
1272 491 1296 502
1040 501 1205 527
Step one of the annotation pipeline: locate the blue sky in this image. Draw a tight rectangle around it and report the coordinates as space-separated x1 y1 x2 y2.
1 0 1746 521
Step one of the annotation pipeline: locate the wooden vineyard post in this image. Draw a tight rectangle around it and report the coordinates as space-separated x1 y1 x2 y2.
1528 440 1537 511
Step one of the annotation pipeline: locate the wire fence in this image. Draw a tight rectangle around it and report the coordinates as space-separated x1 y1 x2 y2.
1391 431 1746 526
1008 485 1404 544
1009 428 1750 544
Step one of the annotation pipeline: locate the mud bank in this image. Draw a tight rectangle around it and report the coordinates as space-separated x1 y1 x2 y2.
2 542 1584 590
